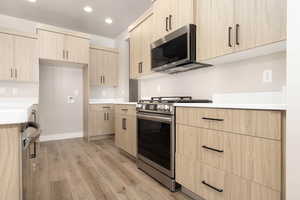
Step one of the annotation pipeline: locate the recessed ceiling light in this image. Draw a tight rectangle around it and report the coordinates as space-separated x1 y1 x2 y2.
105 18 113 24
83 6 93 13
27 0 37 3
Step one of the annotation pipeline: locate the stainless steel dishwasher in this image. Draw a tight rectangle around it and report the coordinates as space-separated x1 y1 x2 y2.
22 119 41 200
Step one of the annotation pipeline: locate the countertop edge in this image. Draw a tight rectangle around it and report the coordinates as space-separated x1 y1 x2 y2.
173 103 287 111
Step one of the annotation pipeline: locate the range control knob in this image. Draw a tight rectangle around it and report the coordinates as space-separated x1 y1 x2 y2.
164 105 170 111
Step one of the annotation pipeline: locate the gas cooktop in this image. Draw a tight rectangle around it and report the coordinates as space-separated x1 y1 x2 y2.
137 96 212 114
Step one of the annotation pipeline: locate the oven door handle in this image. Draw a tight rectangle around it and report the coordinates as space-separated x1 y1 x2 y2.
137 114 172 123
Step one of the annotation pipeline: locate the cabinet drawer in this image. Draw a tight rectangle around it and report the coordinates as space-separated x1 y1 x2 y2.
115 104 136 116
176 107 282 140
89 104 114 111
176 125 282 191
176 155 281 200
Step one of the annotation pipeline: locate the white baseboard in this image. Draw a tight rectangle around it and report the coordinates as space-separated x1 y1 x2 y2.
39 132 83 142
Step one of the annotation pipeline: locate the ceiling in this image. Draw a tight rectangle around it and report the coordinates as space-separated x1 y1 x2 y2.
0 0 152 38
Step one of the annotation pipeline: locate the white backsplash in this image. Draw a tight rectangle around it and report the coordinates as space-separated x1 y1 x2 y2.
140 52 286 101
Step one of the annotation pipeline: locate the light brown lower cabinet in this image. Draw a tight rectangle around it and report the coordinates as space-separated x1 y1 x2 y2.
176 107 284 200
176 155 281 200
88 104 114 137
114 105 137 157
0 125 22 200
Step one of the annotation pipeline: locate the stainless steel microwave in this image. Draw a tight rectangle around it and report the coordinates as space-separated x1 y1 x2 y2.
151 24 211 74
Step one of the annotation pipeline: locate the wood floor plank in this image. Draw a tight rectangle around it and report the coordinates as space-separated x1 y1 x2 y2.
34 138 192 200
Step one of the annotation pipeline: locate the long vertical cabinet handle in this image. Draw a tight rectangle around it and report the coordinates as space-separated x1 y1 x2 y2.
166 17 169 32
169 15 172 31
140 62 143 73
107 112 109 121
10 68 13 79
67 51 69 60
63 50 65 59
15 69 17 79
228 27 233 47
236 24 240 45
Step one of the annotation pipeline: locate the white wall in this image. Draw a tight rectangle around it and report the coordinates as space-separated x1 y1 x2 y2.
140 52 286 99
39 65 83 136
287 1 300 199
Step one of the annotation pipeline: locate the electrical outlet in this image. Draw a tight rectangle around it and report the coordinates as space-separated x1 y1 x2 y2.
263 70 273 83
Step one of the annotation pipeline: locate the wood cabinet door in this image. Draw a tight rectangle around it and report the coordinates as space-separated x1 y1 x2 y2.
152 0 171 42
38 30 64 61
103 51 118 87
89 48 100 86
14 36 38 82
102 110 115 134
65 35 89 64
169 0 195 32
140 15 153 76
129 26 142 79
0 33 14 81
234 0 286 52
196 0 235 61
126 115 137 157
114 115 122 148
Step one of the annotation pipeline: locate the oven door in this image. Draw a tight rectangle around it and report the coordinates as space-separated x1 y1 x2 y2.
137 112 175 178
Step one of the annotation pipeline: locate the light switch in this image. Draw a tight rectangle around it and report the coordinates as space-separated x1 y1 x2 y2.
67 96 75 104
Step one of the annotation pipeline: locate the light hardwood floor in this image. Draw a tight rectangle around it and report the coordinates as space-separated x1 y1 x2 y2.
32 138 192 200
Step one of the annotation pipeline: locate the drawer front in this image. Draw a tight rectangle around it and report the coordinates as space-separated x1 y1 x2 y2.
89 104 114 111
176 124 282 191
115 104 136 116
197 163 225 200
176 107 282 140
176 155 281 200
199 129 225 169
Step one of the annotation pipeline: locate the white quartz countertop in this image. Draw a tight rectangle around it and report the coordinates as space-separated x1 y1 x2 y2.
174 103 287 111
0 100 37 125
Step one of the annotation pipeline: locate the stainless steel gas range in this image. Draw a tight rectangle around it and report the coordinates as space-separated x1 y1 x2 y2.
136 96 212 191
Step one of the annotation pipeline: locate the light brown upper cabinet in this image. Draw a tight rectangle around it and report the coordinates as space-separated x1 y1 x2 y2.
38 29 89 64
152 0 195 42
130 14 153 79
0 32 38 82
89 46 118 87
196 0 287 61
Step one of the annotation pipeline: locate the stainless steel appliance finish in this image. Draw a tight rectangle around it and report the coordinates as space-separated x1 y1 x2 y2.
151 24 212 74
22 108 41 200
136 96 212 192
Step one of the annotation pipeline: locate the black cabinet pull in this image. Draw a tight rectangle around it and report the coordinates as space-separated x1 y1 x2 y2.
30 142 37 159
202 145 224 153
138 62 143 73
202 181 223 193
140 62 143 73
121 109 128 111
166 17 169 32
228 26 232 47
202 117 224 122
236 24 240 45
169 15 172 30
122 118 127 130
